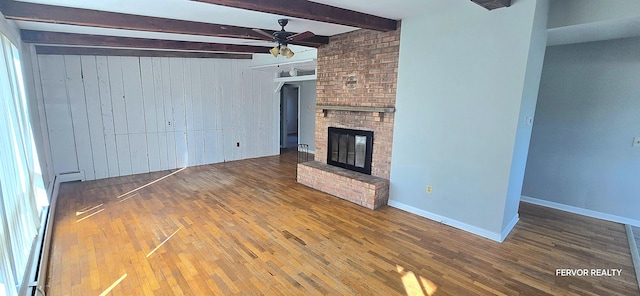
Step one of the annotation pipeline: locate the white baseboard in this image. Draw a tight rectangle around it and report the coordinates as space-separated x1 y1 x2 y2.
502 214 519 241
521 196 640 227
388 200 515 242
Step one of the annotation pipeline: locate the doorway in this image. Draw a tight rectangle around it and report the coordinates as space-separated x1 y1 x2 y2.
280 84 299 151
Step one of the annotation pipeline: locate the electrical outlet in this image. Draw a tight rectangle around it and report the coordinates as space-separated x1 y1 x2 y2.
426 185 432 194
633 137 640 147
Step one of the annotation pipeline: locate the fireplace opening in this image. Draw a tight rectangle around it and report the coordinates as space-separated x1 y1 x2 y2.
327 127 373 175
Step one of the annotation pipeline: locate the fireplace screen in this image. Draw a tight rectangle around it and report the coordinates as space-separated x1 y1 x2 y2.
327 127 373 175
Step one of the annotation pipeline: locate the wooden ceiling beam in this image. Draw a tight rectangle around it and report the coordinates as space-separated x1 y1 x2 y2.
0 0 328 47
470 0 511 10
190 0 398 32
34 45 252 59
21 30 272 54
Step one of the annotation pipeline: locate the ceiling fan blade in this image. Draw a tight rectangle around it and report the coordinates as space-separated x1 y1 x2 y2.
287 31 315 41
252 28 275 40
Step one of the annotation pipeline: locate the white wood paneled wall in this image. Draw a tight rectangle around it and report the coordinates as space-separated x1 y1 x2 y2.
38 55 277 180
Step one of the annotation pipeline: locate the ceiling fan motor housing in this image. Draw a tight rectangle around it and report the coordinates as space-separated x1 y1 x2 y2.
252 18 316 47
277 19 289 27
273 19 294 44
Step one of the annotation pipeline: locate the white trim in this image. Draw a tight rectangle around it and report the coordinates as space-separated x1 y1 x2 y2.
18 232 38 295
388 200 510 242
296 85 301 144
625 225 640 290
274 74 317 83
249 58 316 71
274 81 285 93
521 196 640 227
45 178 55 203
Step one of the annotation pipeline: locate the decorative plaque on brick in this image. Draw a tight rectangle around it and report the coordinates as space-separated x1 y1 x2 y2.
345 76 357 90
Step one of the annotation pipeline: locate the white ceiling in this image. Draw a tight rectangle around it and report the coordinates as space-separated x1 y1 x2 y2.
9 0 640 52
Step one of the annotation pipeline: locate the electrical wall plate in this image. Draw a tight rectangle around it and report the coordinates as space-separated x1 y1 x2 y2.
633 137 640 147
526 117 534 125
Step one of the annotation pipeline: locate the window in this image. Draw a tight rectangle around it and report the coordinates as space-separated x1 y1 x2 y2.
0 33 47 296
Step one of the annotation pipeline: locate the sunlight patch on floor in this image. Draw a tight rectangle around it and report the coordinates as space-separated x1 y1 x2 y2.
76 208 104 223
76 204 103 216
99 273 127 296
146 227 183 258
117 167 186 199
396 265 437 296
118 193 138 203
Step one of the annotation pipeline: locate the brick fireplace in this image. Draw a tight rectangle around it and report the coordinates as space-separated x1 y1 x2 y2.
297 26 400 210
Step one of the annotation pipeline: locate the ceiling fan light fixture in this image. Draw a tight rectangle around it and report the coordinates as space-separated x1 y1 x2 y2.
269 46 280 57
285 49 295 59
256 19 312 59
279 45 295 59
279 45 288 55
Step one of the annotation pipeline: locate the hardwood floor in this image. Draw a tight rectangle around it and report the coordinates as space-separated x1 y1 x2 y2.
46 152 639 295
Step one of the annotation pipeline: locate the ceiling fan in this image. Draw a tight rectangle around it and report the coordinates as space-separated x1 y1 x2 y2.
252 19 316 58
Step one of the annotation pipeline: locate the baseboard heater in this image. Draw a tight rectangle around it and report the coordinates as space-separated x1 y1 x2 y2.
23 171 81 296
25 175 58 296
26 205 51 296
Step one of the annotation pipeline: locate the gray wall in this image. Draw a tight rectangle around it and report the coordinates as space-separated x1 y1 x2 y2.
522 37 640 223
390 0 547 241
291 80 316 153
284 86 298 134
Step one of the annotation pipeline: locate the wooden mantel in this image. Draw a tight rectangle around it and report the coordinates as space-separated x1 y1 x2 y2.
311 105 395 122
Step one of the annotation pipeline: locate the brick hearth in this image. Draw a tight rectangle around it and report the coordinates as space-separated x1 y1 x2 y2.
298 161 389 210
297 26 400 209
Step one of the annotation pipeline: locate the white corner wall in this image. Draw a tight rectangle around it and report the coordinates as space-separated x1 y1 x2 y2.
0 13 53 189
37 55 277 180
389 0 548 241
502 0 548 233
522 37 640 226
0 12 19 46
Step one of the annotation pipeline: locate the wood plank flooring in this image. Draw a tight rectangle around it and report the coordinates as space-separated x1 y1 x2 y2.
46 152 639 295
